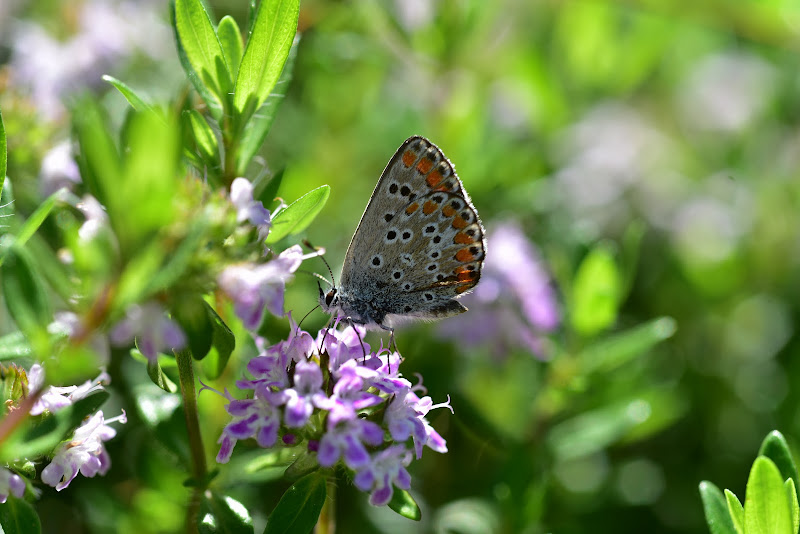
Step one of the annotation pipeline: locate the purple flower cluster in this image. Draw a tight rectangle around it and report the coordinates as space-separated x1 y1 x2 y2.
210 321 451 506
438 221 560 358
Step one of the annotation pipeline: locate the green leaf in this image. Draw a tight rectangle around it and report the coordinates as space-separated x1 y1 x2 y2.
578 316 677 374
0 496 41 534
217 16 244 81
1 246 51 333
264 472 327 534
0 106 6 194
698 481 737 534
0 190 59 266
570 242 622 337
173 294 213 360
233 0 299 119
759 431 799 495
200 302 235 378
174 0 231 112
72 100 121 213
198 491 254 534
0 331 32 360
102 75 152 112
187 109 219 164
147 356 178 393
235 37 298 176
744 456 794 534
387 489 422 521
266 185 331 244
171 1 224 120
786 478 799 534
117 110 180 252
724 489 744 534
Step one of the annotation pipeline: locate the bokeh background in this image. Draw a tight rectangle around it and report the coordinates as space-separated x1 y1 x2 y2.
2 0 800 532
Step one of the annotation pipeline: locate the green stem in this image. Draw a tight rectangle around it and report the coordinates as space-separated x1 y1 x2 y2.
175 348 207 533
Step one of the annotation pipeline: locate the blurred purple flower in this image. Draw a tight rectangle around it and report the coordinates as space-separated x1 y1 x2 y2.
76 195 109 242
28 363 110 416
39 141 81 196
109 302 186 362
230 177 271 242
8 0 171 119
218 245 312 329
353 444 412 506
0 468 25 503
41 410 126 491
438 222 559 357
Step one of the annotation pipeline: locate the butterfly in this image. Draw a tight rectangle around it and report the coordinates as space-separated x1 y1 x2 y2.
319 136 486 333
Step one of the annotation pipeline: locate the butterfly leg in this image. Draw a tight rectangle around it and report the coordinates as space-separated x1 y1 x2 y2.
347 317 369 361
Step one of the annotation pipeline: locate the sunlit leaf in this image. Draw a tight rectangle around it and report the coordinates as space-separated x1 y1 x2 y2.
387 489 422 521
233 0 299 119
198 491 254 534
744 456 794 534
217 15 244 81
758 431 799 495
724 489 744 534
102 75 153 112
570 242 621 337
265 185 330 244
698 481 737 534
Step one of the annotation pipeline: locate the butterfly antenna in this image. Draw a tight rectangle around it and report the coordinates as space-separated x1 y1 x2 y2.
296 304 320 332
303 239 336 289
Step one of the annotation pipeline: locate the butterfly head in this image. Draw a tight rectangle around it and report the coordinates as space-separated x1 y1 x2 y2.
318 282 340 314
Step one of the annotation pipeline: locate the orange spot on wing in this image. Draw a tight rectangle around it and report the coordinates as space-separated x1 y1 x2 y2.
423 201 439 214
455 248 475 263
402 150 416 167
426 169 443 187
442 205 456 217
458 271 479 282
451 216 468 229
456 282 476 294
416 157 434 174
454 232 473 244
405 202 419 215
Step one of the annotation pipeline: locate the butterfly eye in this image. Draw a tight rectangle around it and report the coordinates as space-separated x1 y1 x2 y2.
325 289 337 307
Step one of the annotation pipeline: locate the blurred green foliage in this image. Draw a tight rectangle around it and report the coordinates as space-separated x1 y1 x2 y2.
0 0 799 533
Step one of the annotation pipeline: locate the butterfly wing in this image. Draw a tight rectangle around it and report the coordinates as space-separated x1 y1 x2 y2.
339 136 485 324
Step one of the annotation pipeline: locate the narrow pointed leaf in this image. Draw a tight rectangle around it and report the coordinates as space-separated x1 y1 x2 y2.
217 15 244 80
786 478 799 534
187 109 219 163
387 489 422 521
235 37 298 175
698 481 736 534
265 185 330 244
234 0 299 118
147 356 178 393
264 472 326 534
578 316 676 374
744 456 794 534
102 75 152 112
3 191 59 260
759 431 799 494
724 489 744 534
